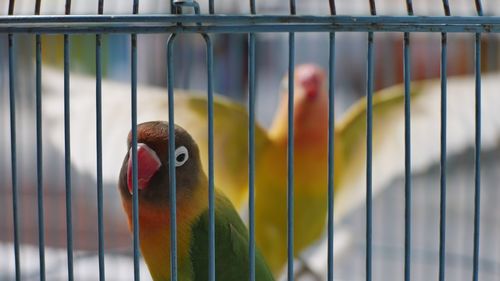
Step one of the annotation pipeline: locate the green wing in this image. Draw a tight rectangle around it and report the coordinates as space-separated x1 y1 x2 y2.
190 191 274 281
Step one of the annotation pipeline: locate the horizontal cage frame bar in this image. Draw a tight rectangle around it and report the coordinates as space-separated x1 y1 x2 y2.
0 15 498 33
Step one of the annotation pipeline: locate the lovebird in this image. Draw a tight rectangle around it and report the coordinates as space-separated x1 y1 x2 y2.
254 66 500 276
117 121 274 281
253 64 331 274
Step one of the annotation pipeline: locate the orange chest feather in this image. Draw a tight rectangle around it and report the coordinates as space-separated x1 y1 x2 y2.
121 187 207 280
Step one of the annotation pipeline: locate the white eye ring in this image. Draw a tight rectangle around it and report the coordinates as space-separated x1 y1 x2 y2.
175 146 189 167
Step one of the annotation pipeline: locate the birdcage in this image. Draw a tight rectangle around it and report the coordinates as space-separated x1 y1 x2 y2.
1 0 500 280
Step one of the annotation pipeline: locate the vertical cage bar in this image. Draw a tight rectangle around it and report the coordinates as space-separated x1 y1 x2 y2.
34 1 46 280
8 34 20 281
366 1 376 281
130 1 140 279
403 1 413 281
202 34 216 281
472 1 483 281
209 0 214 14
365 31 374 281
287 0 296 278
130 42 140 281
131 1 141 280
96 0 105 280
8 0 20 277
35 32 46 281
327 1 336 281
248 33 256 281
63 1 74 280
327 29 336 281
248 1 256 281
438 2 450 281
167 33 178 281
438 35 447 281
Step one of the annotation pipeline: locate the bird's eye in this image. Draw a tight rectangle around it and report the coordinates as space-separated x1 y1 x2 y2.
175 146 189 167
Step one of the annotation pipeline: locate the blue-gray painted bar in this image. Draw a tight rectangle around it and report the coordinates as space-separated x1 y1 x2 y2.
5 15 500 25
130 32 141 281
287 2 296 280
403 1 413 281
167 33 178 281
327 1 336 279
248 3 257 281
472 31 482 281
95 33 106 280
438 1 450 280
438 32 448 281
8 32 21 281
131 1 141 280
473 2 483 281
63 5 74 281
63 32 75 281
34 2 46 281
248 29 257 281
130 35 141 281
4 23 500 33
287 0 296 276
287 31 295 281
95 1 106 278
202 33 216 281
35 32 46 281
366 31 374 281
33 4 45 281
403 30 412 281
96 1 105 280
7 2 20 280
327 31 335 281
366 2 376 281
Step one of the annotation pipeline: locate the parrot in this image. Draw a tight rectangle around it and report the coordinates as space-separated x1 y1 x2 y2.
117 121 275 281
253 64 331 275
254 66 500 276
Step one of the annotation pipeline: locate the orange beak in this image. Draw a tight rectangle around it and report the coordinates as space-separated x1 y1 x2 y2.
127 143 162 195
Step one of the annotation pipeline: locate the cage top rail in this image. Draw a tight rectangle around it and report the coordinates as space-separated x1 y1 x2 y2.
0 14 498 33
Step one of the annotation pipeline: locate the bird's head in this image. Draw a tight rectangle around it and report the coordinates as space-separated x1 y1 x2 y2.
271 64 329 142
118 121 205 207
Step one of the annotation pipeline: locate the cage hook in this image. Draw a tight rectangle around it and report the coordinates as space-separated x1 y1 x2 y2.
173 0 201 15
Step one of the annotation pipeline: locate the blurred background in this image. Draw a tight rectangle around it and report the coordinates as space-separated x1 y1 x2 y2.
1 0 500 280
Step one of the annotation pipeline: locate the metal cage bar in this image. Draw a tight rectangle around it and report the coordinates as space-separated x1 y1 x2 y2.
95 0 106 280
366 0 377 280
166 32 178 281
403 1 414 281
63 1 75 280
167 4 217 281
473 1 483 281
438 1 450 281
34 1 46 280
7 0 20 280
327 0 336 280
5 16 500 33
203 33 216 281
130 1 141 281
248 0 257 281
287 1 296 280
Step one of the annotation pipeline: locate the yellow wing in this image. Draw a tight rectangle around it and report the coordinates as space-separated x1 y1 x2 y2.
334 73 500 221
42 66 270 213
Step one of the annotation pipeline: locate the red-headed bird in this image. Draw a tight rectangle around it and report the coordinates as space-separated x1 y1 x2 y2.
117 121 274 281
